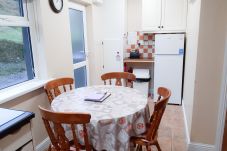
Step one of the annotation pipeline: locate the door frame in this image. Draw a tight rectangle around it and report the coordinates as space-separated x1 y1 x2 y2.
215 39 227 151
68 2 90 86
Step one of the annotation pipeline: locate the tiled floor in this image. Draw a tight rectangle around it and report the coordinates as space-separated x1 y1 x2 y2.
146 99 188 151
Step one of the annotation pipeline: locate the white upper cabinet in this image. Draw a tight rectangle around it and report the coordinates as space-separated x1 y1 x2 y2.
142 0 187 32
127 0 142 32
142 0 162 31
162 0 187 31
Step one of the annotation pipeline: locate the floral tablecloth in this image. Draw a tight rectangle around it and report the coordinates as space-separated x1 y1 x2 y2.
51 85 150 151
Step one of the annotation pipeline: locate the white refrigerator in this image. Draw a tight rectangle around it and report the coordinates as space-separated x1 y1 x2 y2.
154 34 185 104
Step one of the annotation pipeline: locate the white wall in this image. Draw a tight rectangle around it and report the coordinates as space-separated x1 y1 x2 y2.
190 0 227 145
87 0 126 85
183 0 201 138
184 0 227 146
36 0 74 78
86 4 104 85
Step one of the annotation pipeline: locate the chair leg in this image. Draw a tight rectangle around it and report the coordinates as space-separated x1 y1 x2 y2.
48 145 52 151
146 145 151 151
155 141 161 151
136 145 142 151
129 142 136 150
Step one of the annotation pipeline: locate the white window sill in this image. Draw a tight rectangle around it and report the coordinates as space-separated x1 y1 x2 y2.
0 79 51 104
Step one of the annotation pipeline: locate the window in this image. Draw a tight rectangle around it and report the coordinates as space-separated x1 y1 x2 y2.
0 0 35 90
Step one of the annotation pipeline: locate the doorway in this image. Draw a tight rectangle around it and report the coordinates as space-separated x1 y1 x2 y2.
222 112 227 151
68 2 89 88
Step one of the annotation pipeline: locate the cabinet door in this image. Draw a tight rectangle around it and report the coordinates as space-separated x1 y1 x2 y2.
0 123 33 151
161 0 187 31
127 0 142 32
103 39 123 73
142 0 162 31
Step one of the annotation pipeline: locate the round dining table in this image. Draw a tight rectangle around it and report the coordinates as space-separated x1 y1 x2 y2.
51 85 150 151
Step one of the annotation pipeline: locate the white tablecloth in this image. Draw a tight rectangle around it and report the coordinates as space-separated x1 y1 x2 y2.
51 85 150 151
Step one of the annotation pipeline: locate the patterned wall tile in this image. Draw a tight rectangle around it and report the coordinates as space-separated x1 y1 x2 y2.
124 32 155 59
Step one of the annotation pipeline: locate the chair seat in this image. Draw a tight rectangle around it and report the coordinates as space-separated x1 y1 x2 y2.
130 123 158 146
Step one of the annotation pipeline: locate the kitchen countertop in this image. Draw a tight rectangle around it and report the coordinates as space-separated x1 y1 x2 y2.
123 58 154 63
0 108 35 138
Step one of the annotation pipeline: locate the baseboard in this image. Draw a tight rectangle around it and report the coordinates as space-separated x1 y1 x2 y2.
182 103 216 151
35 137 50 151
188 142 215 151
182 102 190 144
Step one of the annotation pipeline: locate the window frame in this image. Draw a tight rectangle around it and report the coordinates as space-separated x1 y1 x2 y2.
0 0 39 89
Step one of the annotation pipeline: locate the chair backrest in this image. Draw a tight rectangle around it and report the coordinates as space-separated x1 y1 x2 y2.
44 77 74 103
146 87 171 141
101 72 136 88
39 106 91 151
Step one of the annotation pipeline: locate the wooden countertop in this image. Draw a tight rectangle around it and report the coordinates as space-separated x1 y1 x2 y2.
124 58 154 63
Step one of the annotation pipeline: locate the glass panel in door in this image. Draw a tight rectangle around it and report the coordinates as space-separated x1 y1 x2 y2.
69 9 86 64
69 3 89 88
0 0 24 16
74 66 87 88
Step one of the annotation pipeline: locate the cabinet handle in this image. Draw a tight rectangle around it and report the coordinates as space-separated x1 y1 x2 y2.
158 26 161 28
161 26 164 28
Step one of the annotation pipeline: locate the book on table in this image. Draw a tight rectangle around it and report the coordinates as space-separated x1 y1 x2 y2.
84 91 111 102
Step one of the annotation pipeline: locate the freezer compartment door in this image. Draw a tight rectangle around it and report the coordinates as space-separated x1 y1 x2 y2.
154 55 183 104
155 34 185 55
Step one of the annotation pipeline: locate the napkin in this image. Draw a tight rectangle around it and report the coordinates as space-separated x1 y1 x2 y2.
84 92 111 102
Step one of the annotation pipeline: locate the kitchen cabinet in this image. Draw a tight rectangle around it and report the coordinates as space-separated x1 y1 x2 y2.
0 109 35 151
142 0 187 32
127 0 142 32
0 123 33 151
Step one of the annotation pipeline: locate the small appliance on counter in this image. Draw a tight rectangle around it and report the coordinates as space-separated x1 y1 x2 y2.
129 50 140 59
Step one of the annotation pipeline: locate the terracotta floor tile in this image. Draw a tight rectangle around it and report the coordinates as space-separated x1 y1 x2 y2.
172 127 186 139
145 102 188 151
158 127 172 138
158 137 172 151
172 138 188 151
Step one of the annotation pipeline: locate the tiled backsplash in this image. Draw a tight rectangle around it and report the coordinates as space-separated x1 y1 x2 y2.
124 32 155 59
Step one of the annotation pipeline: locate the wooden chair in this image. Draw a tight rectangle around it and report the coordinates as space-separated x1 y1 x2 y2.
101 72 136 88
39 106 92 151
44 77 74 103
130 87 171 151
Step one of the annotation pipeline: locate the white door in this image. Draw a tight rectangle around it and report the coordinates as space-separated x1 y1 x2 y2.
154 55 183 104
97 0 125 74
142 0 162 31
68 2 89 88
103 39 124 73
161 0 187 31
